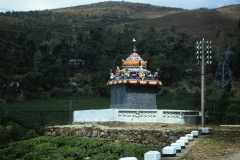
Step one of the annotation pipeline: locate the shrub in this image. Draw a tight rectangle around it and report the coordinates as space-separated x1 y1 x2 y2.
188 79 200 88
0 125 12 145
21 129 39 141
162 88 170 96
0 136 159 160
0 99 8 124
225 104 240 124
225 113 239 124
51 87 62 98
230 89 237 97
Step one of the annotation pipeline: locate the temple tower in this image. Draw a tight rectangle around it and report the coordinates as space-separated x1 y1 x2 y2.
107 46 162 109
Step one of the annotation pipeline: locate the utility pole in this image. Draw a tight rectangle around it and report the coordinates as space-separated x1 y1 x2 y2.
196 38 212 128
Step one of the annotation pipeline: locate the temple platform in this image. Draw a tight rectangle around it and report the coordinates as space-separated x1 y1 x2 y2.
73 109 199 124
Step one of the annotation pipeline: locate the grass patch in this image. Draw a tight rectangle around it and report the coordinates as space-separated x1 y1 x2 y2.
5 95 195 134
5 95 240 134
6 97 110 133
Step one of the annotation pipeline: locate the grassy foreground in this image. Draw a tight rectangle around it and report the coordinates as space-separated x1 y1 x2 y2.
6 97 110 133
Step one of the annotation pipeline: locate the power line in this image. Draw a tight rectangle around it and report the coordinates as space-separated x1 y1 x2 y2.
214 47 233 90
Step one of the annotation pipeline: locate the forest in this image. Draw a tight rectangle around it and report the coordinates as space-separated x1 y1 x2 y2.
0 2 240 98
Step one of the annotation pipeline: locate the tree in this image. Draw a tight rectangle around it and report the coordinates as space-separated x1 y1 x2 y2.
218 90 231 123
193 90 201 111
0 99 8 125
225 104 240 124
24 71 45 92
33 50 42 73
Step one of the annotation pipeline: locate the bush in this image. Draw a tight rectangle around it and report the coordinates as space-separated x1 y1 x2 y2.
0 125 12 145
0 99 8 124
51 87 62 98
227 104 240 113
188 79 200 88
162 89 170 96
230 89 237 97
225 104 240 124
0 136 159 160
225 113 240 124
21 129 39 141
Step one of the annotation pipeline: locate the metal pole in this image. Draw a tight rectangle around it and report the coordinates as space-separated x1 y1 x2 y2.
201 38 205 128
222 62 225 90
69 100 72 125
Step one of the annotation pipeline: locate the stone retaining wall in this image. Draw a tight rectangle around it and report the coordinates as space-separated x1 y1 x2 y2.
45 124 195 148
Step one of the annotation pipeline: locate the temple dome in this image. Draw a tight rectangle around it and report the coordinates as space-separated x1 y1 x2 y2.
122 46 147 69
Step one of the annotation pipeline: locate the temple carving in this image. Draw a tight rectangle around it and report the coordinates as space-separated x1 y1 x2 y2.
108 46 162 86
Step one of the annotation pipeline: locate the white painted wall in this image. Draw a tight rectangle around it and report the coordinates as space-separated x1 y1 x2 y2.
73 109 198 124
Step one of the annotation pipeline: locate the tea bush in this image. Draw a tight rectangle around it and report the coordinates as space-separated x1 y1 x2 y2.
0 136 158 160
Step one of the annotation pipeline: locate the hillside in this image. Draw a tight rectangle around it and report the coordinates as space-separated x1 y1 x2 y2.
0 1 239 96
138 5 240 46
49 1 185 19
49 1 240 46
0 2 239 45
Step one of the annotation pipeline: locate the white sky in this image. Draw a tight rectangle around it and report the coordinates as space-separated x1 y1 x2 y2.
0 0 240 12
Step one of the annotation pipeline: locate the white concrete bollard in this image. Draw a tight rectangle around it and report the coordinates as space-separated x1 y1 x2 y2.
191 130 199 138
171 143 181 153
119 157 137 160
176 140 185 149
144 151 161 160
185 134 193 141
180 137 189 144
202 127 211 134
162 146 176 157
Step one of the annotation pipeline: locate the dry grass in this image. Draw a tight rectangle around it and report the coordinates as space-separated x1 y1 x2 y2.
138 6 240 45
49 1 185 18
180 126 240 160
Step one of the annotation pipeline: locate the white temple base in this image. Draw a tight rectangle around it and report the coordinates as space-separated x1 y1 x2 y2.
73 109 198 124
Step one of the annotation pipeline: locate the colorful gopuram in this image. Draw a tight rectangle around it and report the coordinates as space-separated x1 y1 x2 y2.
107 46 162 109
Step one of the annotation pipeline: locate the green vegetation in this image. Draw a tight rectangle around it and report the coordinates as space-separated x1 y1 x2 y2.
0 135 157 160
0 3 239 98
4 95 192 134
0 3 239 158
5 97 110 134
2 88 240 136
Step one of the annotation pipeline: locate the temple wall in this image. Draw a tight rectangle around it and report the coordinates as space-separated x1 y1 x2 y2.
110 84 158 109
73 109 199 124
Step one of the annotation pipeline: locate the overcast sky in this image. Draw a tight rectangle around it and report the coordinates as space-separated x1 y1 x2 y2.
0 0 240 12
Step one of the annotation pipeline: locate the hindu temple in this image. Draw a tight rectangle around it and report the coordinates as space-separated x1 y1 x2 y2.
107 46 162 109
73 46 199 124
